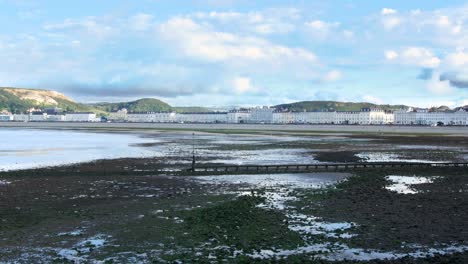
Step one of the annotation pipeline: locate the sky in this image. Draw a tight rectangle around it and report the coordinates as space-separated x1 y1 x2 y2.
1 0 468 107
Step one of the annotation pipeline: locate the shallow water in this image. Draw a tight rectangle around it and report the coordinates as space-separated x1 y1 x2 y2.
385 175 437 194
192 173 349 188
356 152 445 163
0 129 156 171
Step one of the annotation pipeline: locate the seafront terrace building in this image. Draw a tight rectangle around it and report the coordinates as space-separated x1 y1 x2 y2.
227 109 251 123
126 112 176 123
12 114 29 122
29 112 48 122
176 112 228 123
0 114 13 121
2 106 467 125
272 108 393 125
65 112 99 122
249 107 274 123
108 108 128 122
394 108 468 125
46 114 66 122
272 111 295 124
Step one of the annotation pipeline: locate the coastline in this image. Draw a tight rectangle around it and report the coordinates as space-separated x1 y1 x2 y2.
1 121 468 135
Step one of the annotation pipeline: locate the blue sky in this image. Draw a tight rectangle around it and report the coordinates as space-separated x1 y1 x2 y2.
1 0 468 107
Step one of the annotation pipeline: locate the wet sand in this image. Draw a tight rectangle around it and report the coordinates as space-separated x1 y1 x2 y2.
1 129 468 262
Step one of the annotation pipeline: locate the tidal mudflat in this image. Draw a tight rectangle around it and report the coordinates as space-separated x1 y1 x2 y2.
1 128 468 263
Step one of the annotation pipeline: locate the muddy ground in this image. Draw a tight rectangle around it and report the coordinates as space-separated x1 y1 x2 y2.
1 130 468 263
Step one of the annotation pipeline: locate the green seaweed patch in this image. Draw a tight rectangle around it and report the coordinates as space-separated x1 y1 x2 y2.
292 167 468 251
183 195 304 253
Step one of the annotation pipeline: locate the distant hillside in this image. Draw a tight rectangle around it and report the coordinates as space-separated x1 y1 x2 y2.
0 87 101 114
274 101 410 112
455 105 468 111
0 88 213 115
90 98 172 113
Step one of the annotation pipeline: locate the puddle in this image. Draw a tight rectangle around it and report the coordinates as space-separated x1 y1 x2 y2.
249 243 468 261
386 175 438 194
356 152 445 163
288 213 355 238
397 145 463 151
193 173 348 188
54 234 111 262
0 180 11 185
57 229 84 237
204 149 316 165
77 235 107 249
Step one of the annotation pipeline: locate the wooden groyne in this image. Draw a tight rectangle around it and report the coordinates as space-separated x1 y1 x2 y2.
187 162 468 175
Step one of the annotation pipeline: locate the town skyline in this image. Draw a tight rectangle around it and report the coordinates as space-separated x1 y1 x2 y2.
1 1 467 108
1 87 467 112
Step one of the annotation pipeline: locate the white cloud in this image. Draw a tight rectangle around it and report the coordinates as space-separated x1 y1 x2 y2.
427 72 453 94
192 8 299 35
381 8 397 15
158 17 317 63
379 8 402 30
305 20 340 31
384 50 398 60
129 13 154 31
232 77 254 93
381 16 401 30
444 51 468 67
304 20 343 40
193 11 242 21
402 47 441 67
323 70 342 82
385 47 440 68
43 17 117 39
436 15 450 27
378 6 468 46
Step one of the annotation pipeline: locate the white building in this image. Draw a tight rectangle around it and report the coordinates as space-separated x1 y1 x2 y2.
273 111 295 124
47 114 66 122
176 112 228 123
271 108 395 125
453 109 468 125
65 112 98 122
108 108 128 122
13 114 30 122
335 111 362 124
0 114 13 121
127 112 176 123
29 112 47 122
249 107 274 123
361 108 394 125
299 111 336 124
394 108 468 125
227 110 251 123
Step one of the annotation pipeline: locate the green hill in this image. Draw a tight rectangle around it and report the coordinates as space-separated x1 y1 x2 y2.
0 88 212 115
90 98 172 113
1 88 433 116
274 101 410 112
0 87 102 114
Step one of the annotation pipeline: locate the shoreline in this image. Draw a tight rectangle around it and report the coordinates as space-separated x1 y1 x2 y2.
1 128 468 262
1 121 468 135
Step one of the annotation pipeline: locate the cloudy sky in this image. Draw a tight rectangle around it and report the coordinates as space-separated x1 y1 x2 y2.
1 0 468 107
